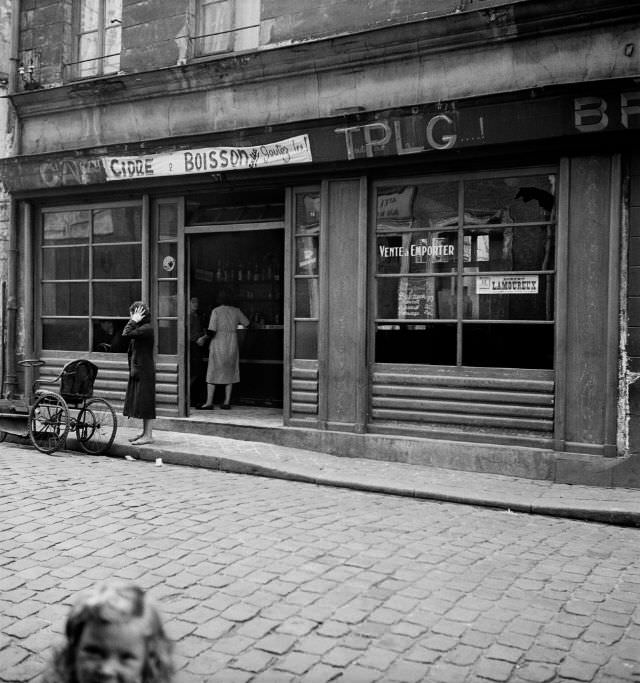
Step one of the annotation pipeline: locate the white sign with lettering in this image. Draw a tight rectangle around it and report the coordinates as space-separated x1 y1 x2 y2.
103 135 312 180
476 275 539 294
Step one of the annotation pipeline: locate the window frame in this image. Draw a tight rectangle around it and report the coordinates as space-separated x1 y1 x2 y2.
38 200 143 354
72 0 122 79
192 0 260 58
371 166 558 369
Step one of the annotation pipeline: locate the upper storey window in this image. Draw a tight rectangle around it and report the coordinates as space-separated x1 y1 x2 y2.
74 0 122 78
195 0 260 56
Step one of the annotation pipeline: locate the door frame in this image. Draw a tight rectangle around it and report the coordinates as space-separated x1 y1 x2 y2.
185 220 285 414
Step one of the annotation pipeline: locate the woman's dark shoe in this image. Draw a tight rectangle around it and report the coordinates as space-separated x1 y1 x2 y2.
198 404 214 410
221 404 231 410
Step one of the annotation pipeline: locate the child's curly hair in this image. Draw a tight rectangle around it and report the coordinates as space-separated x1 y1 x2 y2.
45 581 174 683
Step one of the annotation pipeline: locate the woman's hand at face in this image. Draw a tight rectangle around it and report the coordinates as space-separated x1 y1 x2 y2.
130 305 146 323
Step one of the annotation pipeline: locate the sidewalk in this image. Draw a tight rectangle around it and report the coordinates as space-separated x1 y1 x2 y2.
82 424 640 528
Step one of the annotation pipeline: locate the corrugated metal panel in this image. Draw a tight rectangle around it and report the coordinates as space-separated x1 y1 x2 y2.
371 366 554 436
291 360 318 416
39 355 179 417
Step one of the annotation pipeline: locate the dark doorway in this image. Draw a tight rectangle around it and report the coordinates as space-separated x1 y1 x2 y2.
188 227 285 409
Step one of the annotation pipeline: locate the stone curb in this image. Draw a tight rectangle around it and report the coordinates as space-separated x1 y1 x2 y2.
88 436 640 529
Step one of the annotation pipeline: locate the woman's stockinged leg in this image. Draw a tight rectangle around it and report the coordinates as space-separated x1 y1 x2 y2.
221 384 232 409
199 384 215 409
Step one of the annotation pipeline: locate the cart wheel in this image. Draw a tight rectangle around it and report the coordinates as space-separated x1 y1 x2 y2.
77 398 117 455
29 391 70 454
0 431 6 443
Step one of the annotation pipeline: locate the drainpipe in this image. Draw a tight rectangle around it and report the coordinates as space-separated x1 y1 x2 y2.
3 0 21 398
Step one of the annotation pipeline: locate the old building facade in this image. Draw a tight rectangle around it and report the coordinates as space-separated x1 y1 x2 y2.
1 0 640 485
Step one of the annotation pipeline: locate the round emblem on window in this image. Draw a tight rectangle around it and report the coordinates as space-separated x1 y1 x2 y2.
163 255 176 272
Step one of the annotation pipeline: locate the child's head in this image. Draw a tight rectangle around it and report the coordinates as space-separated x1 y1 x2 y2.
50 581 173 683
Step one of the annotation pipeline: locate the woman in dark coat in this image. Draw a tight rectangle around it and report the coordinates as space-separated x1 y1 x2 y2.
123 301 155 444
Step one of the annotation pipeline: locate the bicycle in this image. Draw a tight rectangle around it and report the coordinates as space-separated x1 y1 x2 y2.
0 358 118 455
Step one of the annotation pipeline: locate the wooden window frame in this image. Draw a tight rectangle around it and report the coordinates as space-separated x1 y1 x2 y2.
371 166 558 369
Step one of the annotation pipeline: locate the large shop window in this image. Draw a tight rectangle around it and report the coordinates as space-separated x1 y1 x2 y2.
40 205 142 352
72 0 122 78
194 0 260 56
293 189 320 359
374 172 556 369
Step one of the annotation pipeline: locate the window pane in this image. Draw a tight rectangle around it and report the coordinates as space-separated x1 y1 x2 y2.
78 32 99 77
376 232 457 275
158 319 177 355
42 246 89 280
375 323 457 364
80 0 100 31
158 281 177 318
295 236 318 276
463 225 554 271
94 244 142 278
294 321 317 359
295 278 319 318
105 0 122 24
234 0 260 50
464 175 556 223
103 26 121 73
464 274 554 320
158 243 178 278
200 0 232 53
93 207 142 243
42 319 89 351
43 211 90 245
377 276 456 320
42 283 88 316
377 182 459 231
462 323 554 369
93 281 142 316
158 203 178 239
296 192 320 232
92 318 128 353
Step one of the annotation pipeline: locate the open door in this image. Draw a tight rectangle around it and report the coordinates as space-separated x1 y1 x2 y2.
188 225 284 409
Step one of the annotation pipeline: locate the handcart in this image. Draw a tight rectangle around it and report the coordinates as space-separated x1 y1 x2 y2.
0 358 117 455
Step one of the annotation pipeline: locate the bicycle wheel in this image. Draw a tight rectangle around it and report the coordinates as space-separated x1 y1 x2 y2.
29 391 70 454
77 398 117 455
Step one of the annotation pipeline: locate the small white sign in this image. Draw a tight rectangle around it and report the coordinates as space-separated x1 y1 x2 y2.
476 275 539 294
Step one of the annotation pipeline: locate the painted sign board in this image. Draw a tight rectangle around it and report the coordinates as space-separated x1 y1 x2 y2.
103 136 312 181
1 82 639 191
476 275 539 294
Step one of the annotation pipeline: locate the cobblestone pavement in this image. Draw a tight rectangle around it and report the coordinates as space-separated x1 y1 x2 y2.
1 443 640 683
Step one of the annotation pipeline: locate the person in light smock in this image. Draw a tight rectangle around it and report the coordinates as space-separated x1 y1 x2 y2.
197 289 249 410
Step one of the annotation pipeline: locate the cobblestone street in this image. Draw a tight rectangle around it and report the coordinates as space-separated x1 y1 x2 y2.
1 443 639 682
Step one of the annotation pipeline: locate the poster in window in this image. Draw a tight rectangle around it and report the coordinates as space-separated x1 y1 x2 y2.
398 278 436 319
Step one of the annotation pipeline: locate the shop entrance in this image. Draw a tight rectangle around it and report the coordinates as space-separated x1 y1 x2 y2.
188 226 284 410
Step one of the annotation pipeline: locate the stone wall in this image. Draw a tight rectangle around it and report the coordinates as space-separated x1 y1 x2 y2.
628 154 640 453
17 0 528 87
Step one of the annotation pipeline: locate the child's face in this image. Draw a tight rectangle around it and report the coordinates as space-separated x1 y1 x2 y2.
75 620 146 683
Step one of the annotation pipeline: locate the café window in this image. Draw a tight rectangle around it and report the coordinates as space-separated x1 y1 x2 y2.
73 0 122 78
194 0 260 56
293 189 320 359
374 171 556 369
40 204 142 352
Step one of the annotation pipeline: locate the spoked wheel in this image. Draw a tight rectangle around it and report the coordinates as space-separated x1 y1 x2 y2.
76 398 117 455
29 391 70 454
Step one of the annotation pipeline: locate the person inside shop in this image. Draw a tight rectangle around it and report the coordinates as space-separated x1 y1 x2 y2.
122 301 156 444
188 296 207 406
197 288 249 410
93 319 126 353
